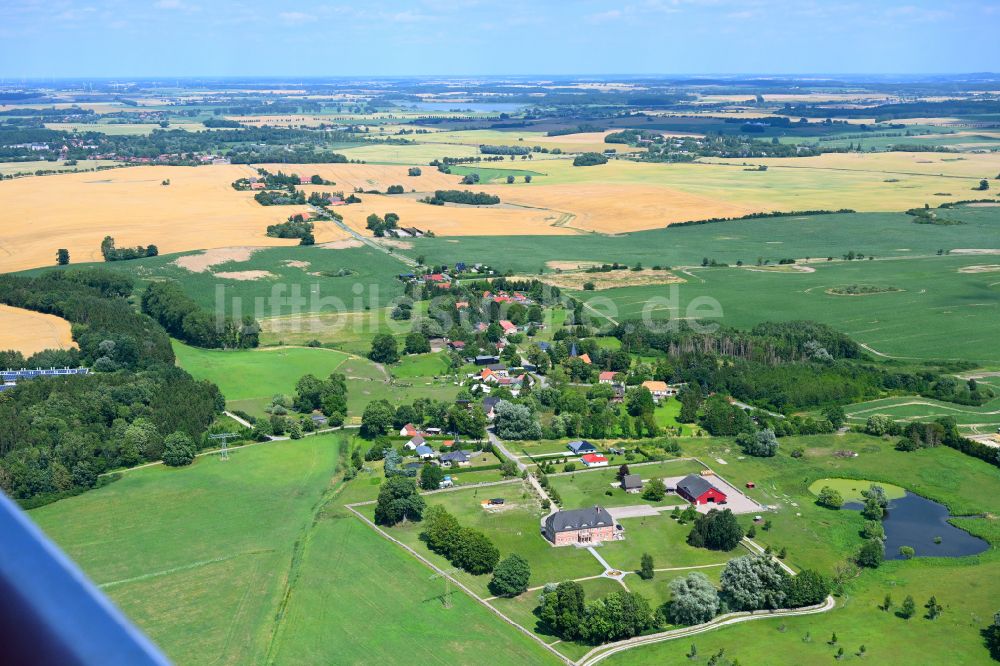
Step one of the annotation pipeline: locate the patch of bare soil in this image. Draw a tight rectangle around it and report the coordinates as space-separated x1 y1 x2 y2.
175 247 259 272
380 239 414 249
317 239 363 250
958 264 1000 274
540 269 686 291
952 248 1000 255
282 260 311 268
212 270 276 281
546 260 606 271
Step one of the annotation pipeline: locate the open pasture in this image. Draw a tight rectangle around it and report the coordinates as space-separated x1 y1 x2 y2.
844 394 1000 432
0 304 76 356
172 341 349 416
0 164 337 273
411 206 1000 273
587 255 1000 364
0 159 119 176
29 435 344 666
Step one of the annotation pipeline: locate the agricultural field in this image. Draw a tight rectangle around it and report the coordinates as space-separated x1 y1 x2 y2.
0 164 336 273
32 244 409 316
579 254 1000 364
0 158 119 176
844 394 1000 435
29 435 344 666
410 206 1000 273
0 303 76 356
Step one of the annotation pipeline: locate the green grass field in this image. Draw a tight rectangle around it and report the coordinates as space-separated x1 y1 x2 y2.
583 255 1000 364
547 459 704 510
844 394 1000 434
29 245 410 316
410 207 1000 273
29 435 343 666
172 341 350 417
807 478 907 503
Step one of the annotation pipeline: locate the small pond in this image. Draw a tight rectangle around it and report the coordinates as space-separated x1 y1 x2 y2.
846 492 989 559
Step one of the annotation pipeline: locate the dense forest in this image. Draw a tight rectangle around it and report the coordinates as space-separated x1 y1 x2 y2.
0 270 224 504
610 321 994 412
141 281 261 349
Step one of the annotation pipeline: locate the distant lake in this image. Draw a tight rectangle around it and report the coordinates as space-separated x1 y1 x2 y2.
404 102 525 113
847 492 989 559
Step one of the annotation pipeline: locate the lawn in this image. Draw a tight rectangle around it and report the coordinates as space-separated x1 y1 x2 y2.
807 478 907 504
392 351 452 378
600 513 739 573
172 341 349 417
356 483 607 597
269 510 559 665
29 435 344 666
547 459 705 510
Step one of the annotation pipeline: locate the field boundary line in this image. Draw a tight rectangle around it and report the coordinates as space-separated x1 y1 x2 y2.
344 502 573 665
98 549 274 589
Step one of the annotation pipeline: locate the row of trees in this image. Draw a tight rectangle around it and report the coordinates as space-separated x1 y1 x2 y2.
100 235 158 262
421 506 501 575
538 581 657 644
141 281 261 350
420 189 500 206
365 212 400 237
266 214 315 245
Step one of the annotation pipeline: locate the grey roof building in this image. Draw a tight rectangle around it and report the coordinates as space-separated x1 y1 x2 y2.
621 474 643 492
543 506 614 543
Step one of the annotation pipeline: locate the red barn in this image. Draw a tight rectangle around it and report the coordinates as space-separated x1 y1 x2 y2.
675 474 728 505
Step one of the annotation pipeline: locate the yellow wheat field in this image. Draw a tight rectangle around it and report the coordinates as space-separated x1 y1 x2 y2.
0 165 351 273
0 304 76 356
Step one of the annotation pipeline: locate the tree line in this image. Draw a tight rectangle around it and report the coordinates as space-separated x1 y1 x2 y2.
141 281 261 349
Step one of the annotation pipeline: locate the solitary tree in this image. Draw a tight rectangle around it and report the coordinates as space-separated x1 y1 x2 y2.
666 572 720 625
639 553 655 580
419 464 445 490
817 486 844 509
369 333 399 364
899 595 916 619
374 475 425 526
489 554 531 597
984 610 1000 660
924 596 942 619
857 539 884 568
56 248 70 265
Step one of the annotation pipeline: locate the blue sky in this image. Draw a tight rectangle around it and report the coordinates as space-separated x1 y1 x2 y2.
2 0 998 78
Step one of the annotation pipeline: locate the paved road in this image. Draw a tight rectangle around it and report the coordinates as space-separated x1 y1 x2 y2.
310 204 418 267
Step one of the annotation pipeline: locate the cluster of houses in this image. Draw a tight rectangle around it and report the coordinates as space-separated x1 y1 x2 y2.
541 473 730 546
470 362 533 396
596 371 682 404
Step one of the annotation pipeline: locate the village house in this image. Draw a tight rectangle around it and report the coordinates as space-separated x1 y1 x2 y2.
621 474 643 494
440 450 471 468
498 320 518 336
641 380 676 402
543 506 617 546
580 453 609 468
674 474 728 505
399 423 420 437
482 396 502 420
404 435 427 451
414 444 438 460
567 440 597 455
599 371 617 384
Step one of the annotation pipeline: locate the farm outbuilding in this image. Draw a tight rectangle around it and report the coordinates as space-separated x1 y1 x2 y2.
675 474 728 505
